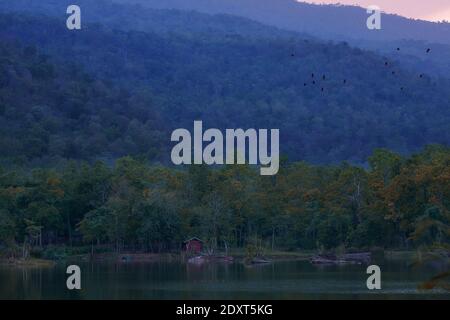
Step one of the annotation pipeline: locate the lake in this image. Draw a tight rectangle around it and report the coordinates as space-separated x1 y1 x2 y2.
0 258 448 299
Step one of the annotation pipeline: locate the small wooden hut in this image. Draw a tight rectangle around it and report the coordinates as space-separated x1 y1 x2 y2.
183 237 203 254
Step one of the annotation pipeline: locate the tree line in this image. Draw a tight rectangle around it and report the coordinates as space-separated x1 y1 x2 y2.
0 145 448 258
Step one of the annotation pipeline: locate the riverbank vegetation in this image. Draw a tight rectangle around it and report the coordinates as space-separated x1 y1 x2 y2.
0 145 448 261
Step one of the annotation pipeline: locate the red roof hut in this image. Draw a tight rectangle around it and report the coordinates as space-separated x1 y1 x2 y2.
183 237 203 254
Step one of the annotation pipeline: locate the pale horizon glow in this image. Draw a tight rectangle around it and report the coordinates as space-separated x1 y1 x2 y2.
300 1 450 22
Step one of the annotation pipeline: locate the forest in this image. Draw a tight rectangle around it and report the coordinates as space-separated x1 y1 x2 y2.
0 11 449 166
0 4 449 260
0 145 448 258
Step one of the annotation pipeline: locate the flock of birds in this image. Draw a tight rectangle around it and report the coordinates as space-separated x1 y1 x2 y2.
290 47 433 93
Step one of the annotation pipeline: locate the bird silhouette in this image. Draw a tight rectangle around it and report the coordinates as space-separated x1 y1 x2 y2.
397 48 400 51
312 80 316 85
343 79 347 84
321 87 324 92
322 75 326 80
385 62 389 66
311 73 315 78
392 71 396 75
419 74 423 78
426 48 431 53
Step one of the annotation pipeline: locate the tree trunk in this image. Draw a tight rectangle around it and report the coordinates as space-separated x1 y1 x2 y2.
67 213 72 247
224 240 228 256
272 227 275 251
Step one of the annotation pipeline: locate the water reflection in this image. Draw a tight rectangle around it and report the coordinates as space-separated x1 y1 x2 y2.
0 259 448 299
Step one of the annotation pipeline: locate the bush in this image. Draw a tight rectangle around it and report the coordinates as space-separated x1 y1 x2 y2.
40 245 68 260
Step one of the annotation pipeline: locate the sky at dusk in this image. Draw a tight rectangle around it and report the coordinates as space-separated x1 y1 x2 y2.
301 0 450 22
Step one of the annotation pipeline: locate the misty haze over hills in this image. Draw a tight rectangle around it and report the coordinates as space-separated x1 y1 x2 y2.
113 0 450 76
115 0 450 44
0 0 303 39
2 0 450 77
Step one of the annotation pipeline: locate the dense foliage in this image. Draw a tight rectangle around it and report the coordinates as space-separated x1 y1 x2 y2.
4 0 450 78
0 146 448 256
0 3 448 259
0 12 449 165
0 0 302 39
0 39 166 163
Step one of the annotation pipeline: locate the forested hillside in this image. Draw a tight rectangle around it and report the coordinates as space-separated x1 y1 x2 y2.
0 0 302 39
112 0 450 77
115 0 450 44
0 12 449 165
0 39 166 164
3 0 450 77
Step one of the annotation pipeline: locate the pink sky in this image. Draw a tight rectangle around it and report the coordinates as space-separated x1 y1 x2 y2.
301 0 450 22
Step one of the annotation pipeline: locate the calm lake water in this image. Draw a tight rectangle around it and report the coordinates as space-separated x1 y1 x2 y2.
0 258 449 299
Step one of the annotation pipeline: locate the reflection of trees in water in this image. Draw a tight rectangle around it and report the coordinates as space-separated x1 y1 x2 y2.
186 261 238 283
0 267 42 299
414 246 450 291
410 204 450 291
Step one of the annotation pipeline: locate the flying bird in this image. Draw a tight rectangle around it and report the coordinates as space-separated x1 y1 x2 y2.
426 48 431 53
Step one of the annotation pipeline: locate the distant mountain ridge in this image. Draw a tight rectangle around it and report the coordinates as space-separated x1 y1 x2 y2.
112 0 450 77
114 0 450 44
4 0 449 43
3 0 450 77
0 0 303 39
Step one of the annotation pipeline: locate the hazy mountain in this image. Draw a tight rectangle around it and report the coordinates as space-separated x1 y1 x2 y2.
114 0 450 44
4 0 449 43
111 0 450 77
0 0 303 39
3 0 448 77
1 12 449 165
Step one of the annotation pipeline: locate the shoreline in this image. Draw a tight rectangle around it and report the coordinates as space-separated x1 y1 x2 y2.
0 258 56 268
0 249 417 267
